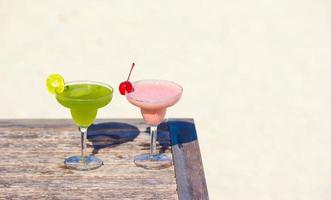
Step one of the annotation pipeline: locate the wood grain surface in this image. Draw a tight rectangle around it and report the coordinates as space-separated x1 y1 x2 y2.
0 119 177 200
169 119 209 200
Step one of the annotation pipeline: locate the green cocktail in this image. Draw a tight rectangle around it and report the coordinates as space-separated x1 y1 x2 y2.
56 83 113 127
47 75 113 170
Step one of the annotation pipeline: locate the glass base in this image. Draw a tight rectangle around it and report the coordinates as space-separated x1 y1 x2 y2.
134 153 172 169
64 155 103 171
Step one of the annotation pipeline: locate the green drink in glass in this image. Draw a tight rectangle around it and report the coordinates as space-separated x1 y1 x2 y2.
47 74 113 170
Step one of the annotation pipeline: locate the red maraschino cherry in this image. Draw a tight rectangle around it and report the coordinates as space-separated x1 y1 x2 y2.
119 63 135 95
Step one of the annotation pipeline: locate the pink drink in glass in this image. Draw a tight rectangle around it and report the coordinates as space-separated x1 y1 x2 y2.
126 79 183 169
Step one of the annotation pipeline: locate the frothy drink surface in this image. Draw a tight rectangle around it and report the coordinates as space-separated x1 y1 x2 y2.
126 80 182 125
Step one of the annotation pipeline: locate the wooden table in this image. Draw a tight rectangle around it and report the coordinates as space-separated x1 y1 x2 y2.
0 119 208 200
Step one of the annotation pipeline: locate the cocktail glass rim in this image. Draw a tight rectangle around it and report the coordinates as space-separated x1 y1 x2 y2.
56 80 114 102
126 79 183 104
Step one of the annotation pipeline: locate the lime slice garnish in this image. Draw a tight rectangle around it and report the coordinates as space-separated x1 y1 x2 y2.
46 74 65 94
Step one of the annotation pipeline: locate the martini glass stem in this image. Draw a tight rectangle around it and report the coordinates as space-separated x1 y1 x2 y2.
150 125 158 159
79 127 88 159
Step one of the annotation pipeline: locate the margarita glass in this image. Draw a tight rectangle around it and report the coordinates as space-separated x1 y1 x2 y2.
126 79 183 169
49 78 113 170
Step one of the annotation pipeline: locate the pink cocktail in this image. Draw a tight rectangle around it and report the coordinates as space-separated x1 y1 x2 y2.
126 79 183 169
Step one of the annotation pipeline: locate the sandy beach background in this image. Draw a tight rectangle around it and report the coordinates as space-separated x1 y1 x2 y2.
1 1 331 199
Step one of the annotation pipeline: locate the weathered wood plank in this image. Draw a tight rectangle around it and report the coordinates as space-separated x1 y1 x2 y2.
169 119 209 200
0 119 178 200
0 118 208 200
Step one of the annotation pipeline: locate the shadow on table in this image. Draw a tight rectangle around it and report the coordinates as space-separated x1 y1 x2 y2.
142 122 171 154
142 120 197 153
167 120 197 147
87 122 140 155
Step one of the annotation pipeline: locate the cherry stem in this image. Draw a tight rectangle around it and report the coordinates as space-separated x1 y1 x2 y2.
127 63 135 81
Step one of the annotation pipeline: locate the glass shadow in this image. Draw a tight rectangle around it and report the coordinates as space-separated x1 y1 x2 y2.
87 122 140 155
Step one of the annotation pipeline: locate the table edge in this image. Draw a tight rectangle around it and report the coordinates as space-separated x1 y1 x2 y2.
168 118 209 200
